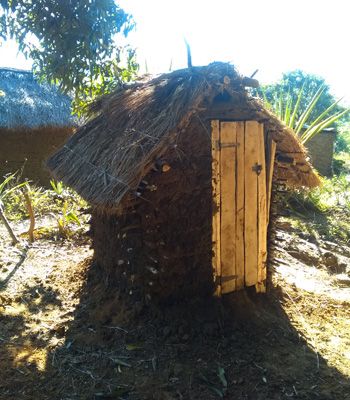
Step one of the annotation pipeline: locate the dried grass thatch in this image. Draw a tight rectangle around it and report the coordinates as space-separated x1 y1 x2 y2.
48 62 319 208
0 68 75 129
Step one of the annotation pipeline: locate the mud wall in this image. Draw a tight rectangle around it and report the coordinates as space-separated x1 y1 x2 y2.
305 131 335 177
0 126 73 185
90 119 214 303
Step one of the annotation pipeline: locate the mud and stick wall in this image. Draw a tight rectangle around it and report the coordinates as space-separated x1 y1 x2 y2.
0 127 73 185
305 131 335 177
90 121 214 303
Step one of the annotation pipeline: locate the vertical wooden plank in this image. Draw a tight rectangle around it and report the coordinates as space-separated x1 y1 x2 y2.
220 122 237 294
244 121 259 287
235 122 245 290
266 140 277 225
256 123 267 293
211 120 221 296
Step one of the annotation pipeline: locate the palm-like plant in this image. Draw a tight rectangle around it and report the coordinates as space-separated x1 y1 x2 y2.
260 84 350 144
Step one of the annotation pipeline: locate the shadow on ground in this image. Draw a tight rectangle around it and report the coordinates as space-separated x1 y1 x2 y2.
0 257 349 400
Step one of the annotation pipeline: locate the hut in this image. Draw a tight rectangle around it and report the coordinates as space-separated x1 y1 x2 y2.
0 67 75 184
48 62 319 302
305 127 336 177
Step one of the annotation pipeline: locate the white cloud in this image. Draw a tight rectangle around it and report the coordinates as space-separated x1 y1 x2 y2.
0 39 32 70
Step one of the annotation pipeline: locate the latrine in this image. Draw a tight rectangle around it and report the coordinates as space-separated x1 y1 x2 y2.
48 62 319 302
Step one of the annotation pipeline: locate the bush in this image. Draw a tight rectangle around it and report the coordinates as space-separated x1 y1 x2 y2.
1 174 88 239
335 125 350 153
286 173 350 243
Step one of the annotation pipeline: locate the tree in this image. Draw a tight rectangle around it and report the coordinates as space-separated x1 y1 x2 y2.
0 0 138 111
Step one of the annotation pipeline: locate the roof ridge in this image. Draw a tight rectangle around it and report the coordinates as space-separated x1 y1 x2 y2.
0 67 32 74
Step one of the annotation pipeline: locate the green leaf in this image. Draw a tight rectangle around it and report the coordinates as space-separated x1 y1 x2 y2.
65 211 81 225
283 91 293 126
278 86 284 120
50 180 64 195
125 343 143 351
305 97 344 129
0 173 27 200
295 85 326 134
209 386 224 398
111 358 131 368
217 367 227 388
301 108 350 144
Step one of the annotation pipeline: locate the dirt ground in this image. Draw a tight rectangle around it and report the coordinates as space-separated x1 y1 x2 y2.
0 216 349 399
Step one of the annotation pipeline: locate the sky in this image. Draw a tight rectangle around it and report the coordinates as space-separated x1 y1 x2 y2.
1 0 350 104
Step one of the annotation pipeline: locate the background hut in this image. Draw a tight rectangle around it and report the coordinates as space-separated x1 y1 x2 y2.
0 68 75 184
305 127 336 177
48 62 319 303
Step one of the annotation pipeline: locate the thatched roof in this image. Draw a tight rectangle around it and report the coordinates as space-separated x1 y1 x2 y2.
0 68 75 129
48 62 320 208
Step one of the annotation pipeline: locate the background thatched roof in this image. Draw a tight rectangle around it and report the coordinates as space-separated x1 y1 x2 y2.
0 68 75 129
48 62 319 208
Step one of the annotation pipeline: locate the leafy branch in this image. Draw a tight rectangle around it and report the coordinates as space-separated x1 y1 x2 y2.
0 0 138 113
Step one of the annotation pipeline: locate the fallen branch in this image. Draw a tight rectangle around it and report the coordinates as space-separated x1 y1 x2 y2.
0 204 19 245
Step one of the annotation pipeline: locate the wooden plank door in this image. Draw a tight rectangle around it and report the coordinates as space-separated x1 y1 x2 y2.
211 120 268 295
220 122 237 293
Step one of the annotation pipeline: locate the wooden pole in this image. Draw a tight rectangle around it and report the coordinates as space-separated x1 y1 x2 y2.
244 121 259 287
211 120 221 296
23 189 35 243
256 123 267 293
220 121 237 294
235 122 245 290
266 141 277 225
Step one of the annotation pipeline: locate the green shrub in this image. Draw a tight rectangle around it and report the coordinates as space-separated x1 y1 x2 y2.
335 125 350 153
1 174 88 239
286 173 350 243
